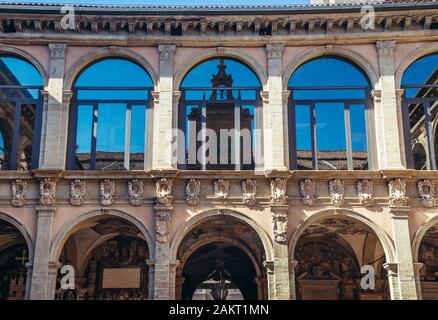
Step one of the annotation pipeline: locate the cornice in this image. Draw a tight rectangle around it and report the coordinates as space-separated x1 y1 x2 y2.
0 9 437 39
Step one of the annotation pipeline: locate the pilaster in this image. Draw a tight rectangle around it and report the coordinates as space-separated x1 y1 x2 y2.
375 41 405 169
29 206 56 300
152 45 177 170
40 43 68 169
264 44 288 172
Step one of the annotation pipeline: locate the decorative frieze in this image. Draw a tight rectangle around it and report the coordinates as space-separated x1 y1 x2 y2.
128 179 144 206
40 178 56 206
214 179 229 200
418 179 435 208
242 179 257 206
357 179 374 207
329 179 345 207
186 179 201 206
156 178 173 206
69 180 86 206
270 178 287 206
388 178 408 207
11 180 28 207
100 179 115 206
300 179 316 206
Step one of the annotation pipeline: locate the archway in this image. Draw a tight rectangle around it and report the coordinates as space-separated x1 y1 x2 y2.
0 217 32 300
400 52 438 170
53 213 152 300
177 57 263 170
66 57 154 171
412 217 438 300
174 213 270 300
287 55 373 171
290 211 394 300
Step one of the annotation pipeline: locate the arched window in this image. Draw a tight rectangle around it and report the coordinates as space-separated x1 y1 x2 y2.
178 58 262 170
401 53 438 170
67 58 153 170
288 57 371 170
0 56 43 171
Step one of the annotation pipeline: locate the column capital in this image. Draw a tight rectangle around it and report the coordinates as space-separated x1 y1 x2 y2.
35 206 56 217
413 262 425 274
376 40 396 56
48 43 66 59
263 260 275 273
389 206 410 218
370 89 381 103
266 43 284 59
260 90 269 104
383 262 398 276
282 90 290 103
62 89 73 104
151 91 160 104
146 259 156 268
158 44 176 60
289 260 298 270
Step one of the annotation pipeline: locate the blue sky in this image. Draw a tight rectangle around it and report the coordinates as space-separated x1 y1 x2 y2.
0 0 310 5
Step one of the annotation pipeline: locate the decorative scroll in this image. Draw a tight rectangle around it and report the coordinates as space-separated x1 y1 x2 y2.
40 178 56 206
11 180 28 207
329 179 345 207
214 179 229 199
100 179 115 206
242 179 257 206
388 178 408 206
128 179 144 206
186 179 201 206
357 180 374 207
418 179 435 208
70 180 86 206
300 179 316 206
156 178 173 206
270 178 287 206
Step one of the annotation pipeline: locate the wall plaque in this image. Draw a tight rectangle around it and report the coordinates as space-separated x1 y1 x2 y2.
102 268 141 289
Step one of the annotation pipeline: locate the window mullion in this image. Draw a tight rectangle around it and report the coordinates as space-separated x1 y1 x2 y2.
424 100 437 170
311 103 317 170
90 103 98 170
124 104 132 170
344 103 354 171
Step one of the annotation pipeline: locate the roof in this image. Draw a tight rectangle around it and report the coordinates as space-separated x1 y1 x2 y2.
0 1 436 15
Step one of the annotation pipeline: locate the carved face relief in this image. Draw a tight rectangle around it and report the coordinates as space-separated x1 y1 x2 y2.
300 179 316 206
329 179 345 207
155 212 171 243
186 179 201 206
156 178 173 206
214 179 229 199
100 179 115 206
388 178 408 206
40 178 56 206
357 180 374 207
70 180 86 206
242 179 257 206
272 212 288 244
270 178 287 206
11 180 28 207
128 179 144 206
418 179 435 208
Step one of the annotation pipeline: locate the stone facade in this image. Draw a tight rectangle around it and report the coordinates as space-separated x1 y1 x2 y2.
0 2 437 300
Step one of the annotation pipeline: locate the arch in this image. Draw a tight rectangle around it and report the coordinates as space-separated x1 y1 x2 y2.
0 45 48 86
395 43 438 89
0 212 34 262
49 209 154 262
170 208 274 262
176 236 264 278
63 46 158 90
282 45 379 91
174 47 268 90
288 208 396 263
412 215 438 263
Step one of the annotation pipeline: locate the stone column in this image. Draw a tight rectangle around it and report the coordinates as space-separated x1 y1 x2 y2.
29 206 56 300
24 262 33 300
40 43 68 169
263 261 275 300
175 276 185 300
413 262 424 300
264 44 288 172
375 41 405 169
146 259 155 300
152 45 177 170
289 260 298 300
388 205 418 300
270 204 291 300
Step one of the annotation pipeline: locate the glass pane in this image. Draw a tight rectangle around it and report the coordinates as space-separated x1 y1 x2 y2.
350 104 368 170
0 101 15 170
293 89 366 100
75 105 93 170
96 103 126 170
77 89 148 101
315 102 347 170
295 104 312 170
130 105 146 170
409 103 428 170
17 103 36 170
